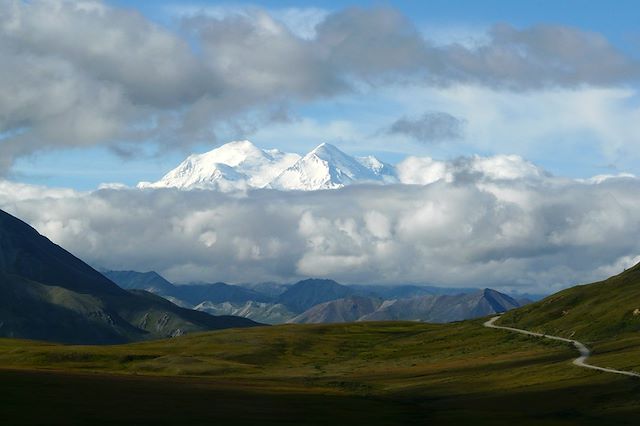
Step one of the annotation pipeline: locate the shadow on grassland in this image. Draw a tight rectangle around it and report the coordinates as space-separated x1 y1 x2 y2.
3 368 640 425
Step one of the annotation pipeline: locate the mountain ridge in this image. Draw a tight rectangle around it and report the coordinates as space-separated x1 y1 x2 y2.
289 288 520 324
139 140 396 192
270 142 396 190
0 209 259 344
103 270 272 305
104 270 524 325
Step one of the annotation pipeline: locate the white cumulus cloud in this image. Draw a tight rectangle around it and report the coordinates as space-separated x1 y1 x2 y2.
1 156 640 293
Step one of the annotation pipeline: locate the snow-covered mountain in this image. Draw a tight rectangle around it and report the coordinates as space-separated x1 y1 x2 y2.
270 143 398 190
138 141 397 191
138 140 301 191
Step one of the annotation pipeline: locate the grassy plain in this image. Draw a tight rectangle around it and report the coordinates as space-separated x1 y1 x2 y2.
2 320 640 425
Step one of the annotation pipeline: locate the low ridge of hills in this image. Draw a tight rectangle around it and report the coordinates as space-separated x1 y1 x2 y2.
0 209 259 344
290 289 519 324
194 301 296 325
105 270 525 324
290 296 384 323
362 289 520 322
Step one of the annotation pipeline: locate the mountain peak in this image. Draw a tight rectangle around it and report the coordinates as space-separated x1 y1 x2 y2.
196 140 267 167
223 139 256 149
140 140 300 190
308 142 357 162
279 279 354 313
141 141 396 192
310 142 340 154
271 143 395 190
479 288 519 314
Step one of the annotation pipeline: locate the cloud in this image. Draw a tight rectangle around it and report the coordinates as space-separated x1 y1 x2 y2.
388 112 466 143
183 10 344 100
377 84 640 170
169 5 329 40
0 0 210 167
0 180 78 202
395 154 545 185
1 1 638 172
315 7 429 78
436 23 639 90
2 157 640 293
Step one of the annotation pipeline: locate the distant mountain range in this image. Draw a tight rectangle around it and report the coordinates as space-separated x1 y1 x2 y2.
289 289 519 324
0 209 259 344
137 140 398 191
278 278 357 312
290 296 384 323
104 271 526 325
193 301 295 325
103 270 271 305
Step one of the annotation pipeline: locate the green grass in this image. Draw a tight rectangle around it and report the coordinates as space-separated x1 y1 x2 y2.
500 264 640 342
498 264 640 375
2 320 640 424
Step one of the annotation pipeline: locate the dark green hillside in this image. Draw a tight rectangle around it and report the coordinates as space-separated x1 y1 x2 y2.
0 209 258 344
499 263 640 341
0 210 125 296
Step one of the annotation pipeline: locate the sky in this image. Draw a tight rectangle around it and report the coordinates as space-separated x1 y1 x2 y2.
5 0 640 188
2 0 640 291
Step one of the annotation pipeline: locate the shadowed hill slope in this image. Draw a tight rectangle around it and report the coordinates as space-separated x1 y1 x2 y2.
0 209 258 344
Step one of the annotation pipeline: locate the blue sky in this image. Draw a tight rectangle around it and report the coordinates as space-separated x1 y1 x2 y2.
107 0 640 56
6 0 640 189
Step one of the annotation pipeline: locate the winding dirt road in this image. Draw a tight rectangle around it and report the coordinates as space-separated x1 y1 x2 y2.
484 316 640 378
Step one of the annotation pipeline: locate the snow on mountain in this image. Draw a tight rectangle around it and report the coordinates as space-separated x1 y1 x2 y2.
139 141 396 192
194 300 295 324
270 143 397 190
355 155 398 183
138 140 300 191
137 140 550 193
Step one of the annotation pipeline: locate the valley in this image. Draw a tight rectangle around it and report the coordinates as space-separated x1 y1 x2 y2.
1 199 640 424
2 319 640 425
3 2 639 424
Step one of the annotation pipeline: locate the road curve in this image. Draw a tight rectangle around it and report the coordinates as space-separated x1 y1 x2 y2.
484 316 640 378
